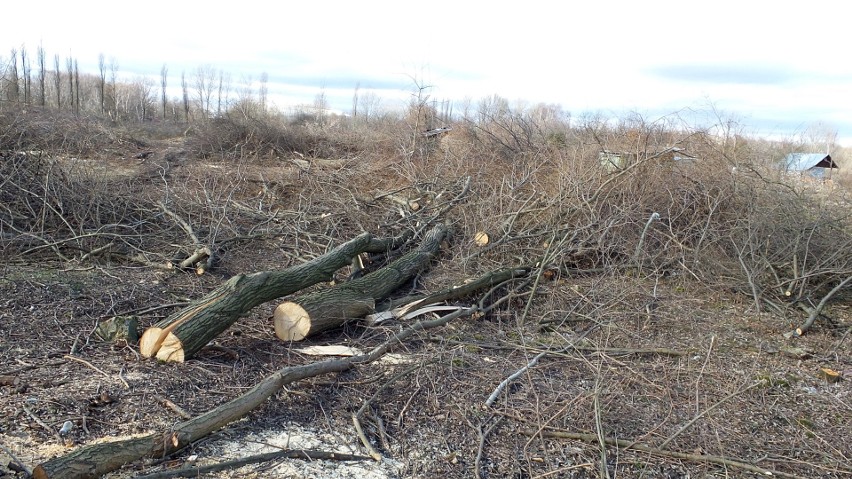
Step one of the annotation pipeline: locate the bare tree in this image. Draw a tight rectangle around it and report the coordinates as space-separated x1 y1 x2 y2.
352 81 360 122
66 55 74 113
801 121 837 154
259 71 268 114
194 65 216 118
359 89 381 124
216 70 230 117
314 87 328 125
131 76 155 122
109 57 119 119
181 70 190 123
74 59 80 115
7 48 19 103
20 45 31 104
98 53 106 114
160 64 168 120
37 44 46 107
53 54 61 109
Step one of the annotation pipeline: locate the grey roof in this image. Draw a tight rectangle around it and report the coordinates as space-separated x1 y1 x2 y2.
784 153 838 171
423 127 453 138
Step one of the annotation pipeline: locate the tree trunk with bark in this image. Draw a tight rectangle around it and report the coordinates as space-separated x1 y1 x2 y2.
275 225 448 340
33 306 476 479
139 230 412 362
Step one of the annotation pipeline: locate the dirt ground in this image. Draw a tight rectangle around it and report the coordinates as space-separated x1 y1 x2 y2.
0 147 850 478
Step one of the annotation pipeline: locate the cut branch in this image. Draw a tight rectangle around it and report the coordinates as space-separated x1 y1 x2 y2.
139 229 413 362
795 273 852 336
274 225 448 341
34 306 475 479
134 449 370 479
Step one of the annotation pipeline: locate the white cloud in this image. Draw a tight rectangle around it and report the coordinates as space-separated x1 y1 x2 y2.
2 0 849 143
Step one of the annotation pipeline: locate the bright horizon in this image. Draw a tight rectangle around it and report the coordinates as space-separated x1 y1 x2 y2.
2 0 850 145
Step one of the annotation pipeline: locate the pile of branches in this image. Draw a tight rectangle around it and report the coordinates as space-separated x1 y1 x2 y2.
0 152 156 263
0 109 124 155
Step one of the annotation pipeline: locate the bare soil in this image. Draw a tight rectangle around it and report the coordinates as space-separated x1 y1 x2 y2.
1 148 850 479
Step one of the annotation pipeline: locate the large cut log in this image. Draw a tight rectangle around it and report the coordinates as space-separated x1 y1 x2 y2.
139 230 412 362
274 224 448 340
33 307 475 479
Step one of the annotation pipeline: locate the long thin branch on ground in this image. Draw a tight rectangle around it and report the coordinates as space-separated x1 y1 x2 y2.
658 380 763 449
33 303 477 479
485 326 596 408
134 449 371 479
521 429 808 479
352 363 422 461
795 273 852 335
485 351 546 407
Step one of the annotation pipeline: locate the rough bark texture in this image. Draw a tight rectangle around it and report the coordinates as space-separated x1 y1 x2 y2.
34 306 475 479
274 224 448 340
139 230 413 361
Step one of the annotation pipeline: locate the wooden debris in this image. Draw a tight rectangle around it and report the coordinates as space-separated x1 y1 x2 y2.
138 230 413 362
275 225 448 341
474 231 489 246
295 345 365 357
818 367 842 383
95 316 139 344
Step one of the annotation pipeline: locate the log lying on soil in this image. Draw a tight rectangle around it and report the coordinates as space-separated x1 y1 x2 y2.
275 224 448 340
33 306 476 479
139 230 413 362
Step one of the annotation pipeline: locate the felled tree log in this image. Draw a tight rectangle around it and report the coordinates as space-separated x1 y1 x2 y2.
274 224 448 340
139 230 413 362
33 306 475 479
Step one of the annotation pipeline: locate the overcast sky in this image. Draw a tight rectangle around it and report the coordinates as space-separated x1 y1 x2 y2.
3 1 850 145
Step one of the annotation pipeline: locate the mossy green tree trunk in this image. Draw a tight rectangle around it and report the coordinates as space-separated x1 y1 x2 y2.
139 230 413 362
275 225 448 340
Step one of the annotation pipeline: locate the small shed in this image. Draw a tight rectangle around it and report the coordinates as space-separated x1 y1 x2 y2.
599 147 698 172
423 126 453 138
783 153 838 179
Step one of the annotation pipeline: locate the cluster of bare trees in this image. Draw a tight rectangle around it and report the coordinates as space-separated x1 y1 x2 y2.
0 45 277 125
2 46 81 115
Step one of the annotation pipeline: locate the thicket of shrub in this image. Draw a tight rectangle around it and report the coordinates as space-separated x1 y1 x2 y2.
1 101 850 333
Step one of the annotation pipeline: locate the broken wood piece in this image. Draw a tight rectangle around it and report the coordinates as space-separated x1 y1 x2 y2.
365 305 463 325
179 246 211 270
95 316 139 344
474 231 489 246
818 367 842 383
274 225 448 341
376 267 530 322
295 345 365 357
139 229 413 362
384 193 420 211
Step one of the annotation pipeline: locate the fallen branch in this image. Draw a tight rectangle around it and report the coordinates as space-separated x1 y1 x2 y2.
139 229 413 362
521 429 806 479
352 363 421 461
274 225 448 341
0 443 31 477
794 273 852 336
134 449 371 479
485 351 546 407
64 354 129 389
658 380 763 449
370 266 531 324
34 306 476 479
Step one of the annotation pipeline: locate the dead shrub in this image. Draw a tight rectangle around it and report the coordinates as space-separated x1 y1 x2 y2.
188 115 362 160
0 108 126 155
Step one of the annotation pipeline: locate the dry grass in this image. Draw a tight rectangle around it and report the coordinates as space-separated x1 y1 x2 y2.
0 107 850 478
